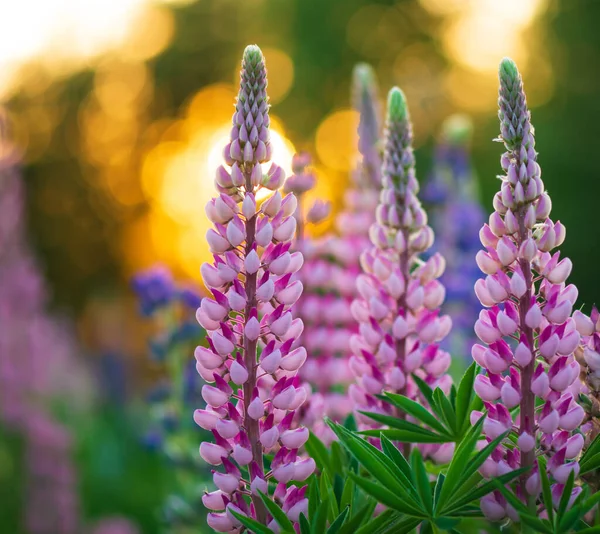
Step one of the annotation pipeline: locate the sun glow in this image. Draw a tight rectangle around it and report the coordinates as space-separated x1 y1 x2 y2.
0 0 177 98
129 83 297 281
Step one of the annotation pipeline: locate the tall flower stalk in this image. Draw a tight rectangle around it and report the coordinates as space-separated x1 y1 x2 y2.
195 45 313 531
0 111 89 534
473 58 584 519
336 63 382 269
350 87 452 457
287 65 382 442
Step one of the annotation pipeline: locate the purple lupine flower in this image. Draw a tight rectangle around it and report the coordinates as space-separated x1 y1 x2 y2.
0 110 87 534
352 63 382 189
472 58 584 519
283 153 346 444
196 45 313 530
288 65 383 443
350 87 452 456
336 63 382 259
24 415 80 534
132 265 205 491
422 115 473 206
424 116 486 359
131 265 176 317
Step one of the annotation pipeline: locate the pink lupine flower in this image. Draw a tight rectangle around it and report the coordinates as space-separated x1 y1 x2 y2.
197 45 313 529
0 110 92 534
349 86 452 456
472 58 583 520
288 65 383 443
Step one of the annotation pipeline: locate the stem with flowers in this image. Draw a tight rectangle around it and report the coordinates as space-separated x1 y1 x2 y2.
473 58 585 520
195 45 314 531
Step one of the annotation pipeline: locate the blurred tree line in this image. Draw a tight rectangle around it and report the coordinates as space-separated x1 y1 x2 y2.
10 0 600 329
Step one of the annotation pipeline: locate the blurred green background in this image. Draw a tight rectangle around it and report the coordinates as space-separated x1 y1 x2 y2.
1 0 600 531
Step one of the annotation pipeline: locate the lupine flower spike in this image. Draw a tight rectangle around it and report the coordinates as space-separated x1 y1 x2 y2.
291 65 382 441
473 58 584 520
196 45 314 531
0 110 90 534
350 87 452 459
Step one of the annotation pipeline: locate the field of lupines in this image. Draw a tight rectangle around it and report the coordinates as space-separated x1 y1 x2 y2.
2 38 600 534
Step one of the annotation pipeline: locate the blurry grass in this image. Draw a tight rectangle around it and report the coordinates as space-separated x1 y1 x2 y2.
77 405 168 533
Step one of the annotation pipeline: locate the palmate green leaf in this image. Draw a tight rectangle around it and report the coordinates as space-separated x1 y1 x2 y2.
520 514 554 534
340 477 354 510
327 506 349 534
579 452 600 475
382 392 452 436
380 435 417 495
337 500 377 534
443 504 484 518
299 513 310 534
581 432 600 462
319 470 339 522
557 484 591 532
581 490 600 517
446 432 511 507
361 428 449 443
305 432 331 473
343 413 358 431
349 472 425 517
258 490 295 533
433 473 445 508
411 448 433 516
449 384 457 409
441 467 528 515
228 510 274 534
330 441 346 475
455 362 478 436
493 481 529 514
493 482 555 533
359 411 451 443
308 475 320 520
494 484 556 533
412 373 436 407
433 388 457 435
558 469 576 519
372 515 422 534
311 499 329 534
327 420 420 502
434 516 461 529
538 457 554 525
559 504 586 533
333 472 344 506
577 528 600 533
354 510 408 534
434 415 485 512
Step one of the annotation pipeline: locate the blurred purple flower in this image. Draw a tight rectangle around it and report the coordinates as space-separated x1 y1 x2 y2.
424 115 485 359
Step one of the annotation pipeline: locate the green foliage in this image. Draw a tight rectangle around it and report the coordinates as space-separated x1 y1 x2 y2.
580 432 600 475
78 406 172 533
360 363 483 444
229 416 384 533
494 466 600 534
326 413 526 533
